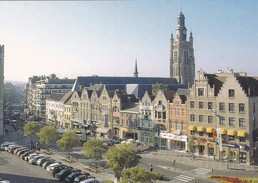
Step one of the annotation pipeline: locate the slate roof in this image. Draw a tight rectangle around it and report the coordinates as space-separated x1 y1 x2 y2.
72 76 178 91
60 91 73 103
47 93 65 101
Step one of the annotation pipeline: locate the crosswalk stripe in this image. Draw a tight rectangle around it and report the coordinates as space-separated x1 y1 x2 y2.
174 174 195 182
191 167 212 175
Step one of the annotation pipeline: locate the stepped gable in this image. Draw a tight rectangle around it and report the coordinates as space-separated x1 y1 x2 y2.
236 76 258 97
163 90 176 102
205 73 227 96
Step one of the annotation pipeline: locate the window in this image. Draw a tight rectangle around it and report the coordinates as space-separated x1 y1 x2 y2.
239 103 245 112
198 88 204 96
239 118 245 127
219 116 225 125
229 117 235 126
199 131 204 136
208 133 213 138
158 100 162 105
208 116 213 123
182 122 186 131
190 101 195 108
208 102 213 109
228 89 235 97
190 114 195 122
190 131 195 135
219 102 225 111
174 51 177 60
229 135 235 141
229 103 235 112
182 109 184 116
253 103 256 113
176 121 180 130
199 115 204 122
239 137 246 142
199 102 204 109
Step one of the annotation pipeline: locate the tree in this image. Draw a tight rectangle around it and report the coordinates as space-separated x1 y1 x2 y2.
121 166 152 183
188 136 196 154
152 83 168 96
57 130 81 158
107 144 141 181
84 138 107 170
37 126 57 151
23 121 40 141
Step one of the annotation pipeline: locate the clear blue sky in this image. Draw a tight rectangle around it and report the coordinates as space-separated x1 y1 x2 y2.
0 0 257 82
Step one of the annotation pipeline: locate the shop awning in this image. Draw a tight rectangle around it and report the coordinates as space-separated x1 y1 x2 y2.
188 125 196 131
227 129 237 136
237 131 247 137
96 127 110 134
220 129 227 135
206 127 214 133
197 126 205 132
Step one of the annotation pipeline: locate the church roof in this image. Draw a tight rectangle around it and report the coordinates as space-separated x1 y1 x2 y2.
72 76 178 91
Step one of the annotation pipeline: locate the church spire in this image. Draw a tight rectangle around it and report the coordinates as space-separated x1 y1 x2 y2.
134 58 138 78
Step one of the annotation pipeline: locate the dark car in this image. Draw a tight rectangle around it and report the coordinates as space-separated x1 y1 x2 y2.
17 149 29 157
50 164 69 176
37 157 50 166
73 174 92 183
54 168 76 181
65 172 83 183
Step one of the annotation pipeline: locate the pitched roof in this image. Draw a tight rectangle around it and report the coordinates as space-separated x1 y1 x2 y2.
72 76 178 91
47 93 65 101
163 91 176 102
60 91 73 103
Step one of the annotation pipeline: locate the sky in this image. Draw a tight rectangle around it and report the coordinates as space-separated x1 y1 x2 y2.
0 0 257 82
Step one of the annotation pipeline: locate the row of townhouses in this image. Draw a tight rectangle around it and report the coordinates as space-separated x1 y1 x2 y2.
26 69 258 165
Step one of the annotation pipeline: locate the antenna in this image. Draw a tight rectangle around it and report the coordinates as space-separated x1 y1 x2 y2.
180 0 182 12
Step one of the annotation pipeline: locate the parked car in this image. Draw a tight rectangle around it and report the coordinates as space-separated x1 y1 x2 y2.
65 172 83 183
28 155 44 165
25 152 38 161
50 164 70 176
46 162 61 172
0 178 10 183
17 149 30 157
0 142 16 151
42 160 56 169
13 147 26 155
79 178 98 183
9 146 23 154
20 150 35 160
54 168 74 181
73 174 93 183
36 157 50 166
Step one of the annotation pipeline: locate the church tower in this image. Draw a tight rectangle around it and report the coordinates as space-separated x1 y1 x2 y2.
0 45 4 136
170 12 195 86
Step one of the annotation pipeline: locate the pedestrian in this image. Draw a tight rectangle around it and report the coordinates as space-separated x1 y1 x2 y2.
213 154 216 160
150 164 153 172
173 160 176 167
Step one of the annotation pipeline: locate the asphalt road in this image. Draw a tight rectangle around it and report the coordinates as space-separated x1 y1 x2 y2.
0 151 57 183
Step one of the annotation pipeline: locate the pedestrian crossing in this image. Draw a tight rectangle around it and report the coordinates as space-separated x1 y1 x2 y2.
191 167 212 175
173 174 195 182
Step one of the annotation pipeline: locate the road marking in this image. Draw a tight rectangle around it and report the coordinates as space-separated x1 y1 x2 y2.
173 174 195 182
191 167 212 175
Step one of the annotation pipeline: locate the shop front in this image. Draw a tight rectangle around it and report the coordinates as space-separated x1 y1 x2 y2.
159 133 187 150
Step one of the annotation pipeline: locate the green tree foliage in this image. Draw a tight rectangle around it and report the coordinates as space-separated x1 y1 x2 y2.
23 122 41 140
188 136 196 153
121 166 152 183
56 130 81 156
107 144 141 179
37 126 57 151
84 138 107 169
152 83 168 96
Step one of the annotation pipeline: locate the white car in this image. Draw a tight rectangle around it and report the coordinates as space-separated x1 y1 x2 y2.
46 162 61 172
25 153 38 161
0 178 10 183
79 178 98 183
